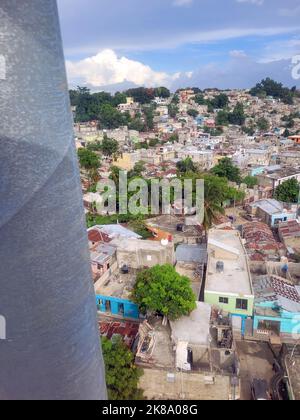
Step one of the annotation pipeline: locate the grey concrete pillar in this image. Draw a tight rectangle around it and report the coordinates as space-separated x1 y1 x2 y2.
0 0 107 400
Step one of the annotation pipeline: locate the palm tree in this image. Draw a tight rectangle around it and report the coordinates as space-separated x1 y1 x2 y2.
203 179 225 235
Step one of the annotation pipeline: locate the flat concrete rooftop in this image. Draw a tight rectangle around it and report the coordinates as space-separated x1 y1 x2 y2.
170 302 211 346
110 237 172 252
206 229 253 296
94 269 137 300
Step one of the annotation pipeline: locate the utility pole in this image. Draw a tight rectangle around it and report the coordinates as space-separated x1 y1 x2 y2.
0 0 107 400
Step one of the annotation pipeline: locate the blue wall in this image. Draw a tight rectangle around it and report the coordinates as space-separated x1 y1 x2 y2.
271 212 296 227
230 314 248 336
254 302 300 335
251 167 265 176
96 294 140 319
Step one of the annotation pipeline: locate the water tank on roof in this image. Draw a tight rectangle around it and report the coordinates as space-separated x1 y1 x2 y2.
177 224 185 232
216 261 224 273
121 265 129 274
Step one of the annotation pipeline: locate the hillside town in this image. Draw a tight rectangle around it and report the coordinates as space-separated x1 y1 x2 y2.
72 79 300 400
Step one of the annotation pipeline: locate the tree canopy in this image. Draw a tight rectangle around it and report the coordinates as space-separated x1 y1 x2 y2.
243 176 258 188
78 148 100 170
215 103 246 126
101 336 143 400
201 174 244 231
211 157 241 183
176 157 196 173
101 135 119 157
132 264 196 320
275 178 300 203
125 87 170 104
187 109 199 118
250 78 295 105
228 102 246 126
70 87 127 122
256 117 270 132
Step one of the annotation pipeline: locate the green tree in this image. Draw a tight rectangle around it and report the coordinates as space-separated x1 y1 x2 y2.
202 174 244 232
112 92 127 107
101 135 119 157
228 102 246 126
132 264 196 320
168 103 179 118
194 93 206 105
102 336 143 400
154 87 171 98
242 125 255 136
125 87 155 104
210 93 229 109
257 117 270 132
149 138 160 147
187 109 199 118
202 175 226 232
86 140 102 152
128 217 153 239
176 157 196 173
250 78 295 104
129 117 145 132
275 178 300 203
216 110 229 126
243 176 258 188
99 104 124 129
143 105 155 130
77 148 100 170
128 161 146 178
211 157 241 183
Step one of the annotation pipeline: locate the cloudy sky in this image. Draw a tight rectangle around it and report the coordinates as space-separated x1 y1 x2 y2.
57 0 300 91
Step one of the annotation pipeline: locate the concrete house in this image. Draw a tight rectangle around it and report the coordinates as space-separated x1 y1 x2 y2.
247 199 297 228
110 237 175 269
204 229 254 330
251 274 300 344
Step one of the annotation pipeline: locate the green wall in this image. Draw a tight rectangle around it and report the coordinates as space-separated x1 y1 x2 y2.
204 292 254 317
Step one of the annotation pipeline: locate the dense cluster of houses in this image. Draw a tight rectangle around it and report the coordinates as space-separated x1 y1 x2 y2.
76 87 300 400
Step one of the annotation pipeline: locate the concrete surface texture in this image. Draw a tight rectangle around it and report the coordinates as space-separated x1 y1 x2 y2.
0 0 106 400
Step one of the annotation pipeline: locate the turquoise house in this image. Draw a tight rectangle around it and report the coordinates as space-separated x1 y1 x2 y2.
252 275 300 341
96 295 139 319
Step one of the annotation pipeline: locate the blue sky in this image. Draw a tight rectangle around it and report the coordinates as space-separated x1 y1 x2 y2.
57 0 300 91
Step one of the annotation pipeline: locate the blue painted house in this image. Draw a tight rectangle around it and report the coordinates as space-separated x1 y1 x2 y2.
252 275 300 341
248 199 297 228
96 295 139 320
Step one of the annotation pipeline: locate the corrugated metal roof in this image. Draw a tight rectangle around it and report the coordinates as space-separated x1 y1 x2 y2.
97 224 142 239
176 244 207 264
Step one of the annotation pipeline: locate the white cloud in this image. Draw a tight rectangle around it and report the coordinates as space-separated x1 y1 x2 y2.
66 49 180 88
171 57 298 91
229 50 248 58
259 39 300 63
236 0 264 5
279 5 300 17
173 0 193 6
64 26 300 57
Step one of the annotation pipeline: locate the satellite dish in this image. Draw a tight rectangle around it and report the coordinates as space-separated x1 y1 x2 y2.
161 239 169 246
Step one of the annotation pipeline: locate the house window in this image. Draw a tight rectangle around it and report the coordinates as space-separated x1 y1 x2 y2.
236 299 248 311
219 297 229 304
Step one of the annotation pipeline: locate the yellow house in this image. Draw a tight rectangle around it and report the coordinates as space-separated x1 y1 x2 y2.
126 97 135 105
113 152 141 171
212 154 224 166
